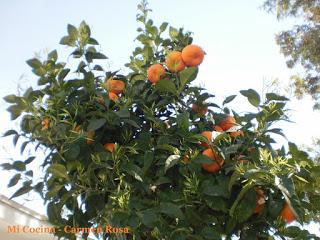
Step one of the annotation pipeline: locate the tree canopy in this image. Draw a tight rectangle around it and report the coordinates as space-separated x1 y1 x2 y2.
2 1 320 239
263 0 320 109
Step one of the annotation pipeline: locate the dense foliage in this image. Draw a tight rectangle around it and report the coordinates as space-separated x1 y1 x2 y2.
2 1 320 239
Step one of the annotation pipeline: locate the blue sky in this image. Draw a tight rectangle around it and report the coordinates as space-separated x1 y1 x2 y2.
0 0 320 235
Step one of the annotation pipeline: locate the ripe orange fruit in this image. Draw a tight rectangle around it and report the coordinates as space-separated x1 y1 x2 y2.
86 130 95 145
165 51 186 72
182 155 190 164
192 103 208 116
200 131 212 147
105 78 125 94
201 148 224 173
219 116 236 131
254 188 265 214
147 64 166 84
41 118 49 130
104 143 115 152
109 92 119 102
181 44 205 67
213 125 224 132
281 202 296 223
230 130 244 137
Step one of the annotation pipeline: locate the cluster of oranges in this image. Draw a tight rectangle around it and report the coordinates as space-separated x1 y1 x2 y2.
104 78 126 102
147 44 205 84
197 116 296 222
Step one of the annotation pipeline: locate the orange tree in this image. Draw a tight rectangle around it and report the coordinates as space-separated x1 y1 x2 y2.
2 1 320 239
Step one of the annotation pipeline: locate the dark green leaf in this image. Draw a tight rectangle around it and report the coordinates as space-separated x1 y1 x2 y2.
159 22 169 32
26 58 42 69
58 69 70 81
47 164 69 180
193 155 213 164
7 105 22 120
155 79 176 94
266 93 289 101
240 89 261 107
12 161 26 171
1 163 13 170
159 202 184 219
8 174 21 188
48 50 58 61
116 109 130 118
20 141 29 155
67 24 78 38
88 38 99 45
10 182 32 199
223 95 237 105
177 112 190 131
143 151 154 172
3 129 18 137
3 94 18 103
179 67 198 88
140 209 158 227
65 144 80 160
88 118 106 130
59 36 75 46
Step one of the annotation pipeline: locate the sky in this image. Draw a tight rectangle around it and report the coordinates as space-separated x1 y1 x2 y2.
0 0 320 236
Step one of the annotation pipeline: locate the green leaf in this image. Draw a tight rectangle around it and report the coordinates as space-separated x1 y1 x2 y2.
26 58 42 69
86 52 108 60
88 38 99 45
155 79 176 94
88 118 106 130
140 209 158 227
48 50 58 61
8 174 21 187
7 105 22 120
143 151 154 172
3 94 18 103
67 24 78 39
223 95 237 105
159 202 184 219
266 92 289 101
59 36 75 46
193 155 213 164
164 155 180 173
12 161 26 171
169 26 179 39
201 226 221 240
10 181 32 199
159 22 169 32
233 188 256 223
179 67 198 88
201 178 229 198
65 144 80 160
1 163 13 170
58 68 70 81
47 202 62 224
283 226 302 237
240 89 261 107
3 129 18 137
177 112 190 131
157 144 180 155
229 181 253 217
123 163 143 182
47 164 69 181
116 109 130 118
